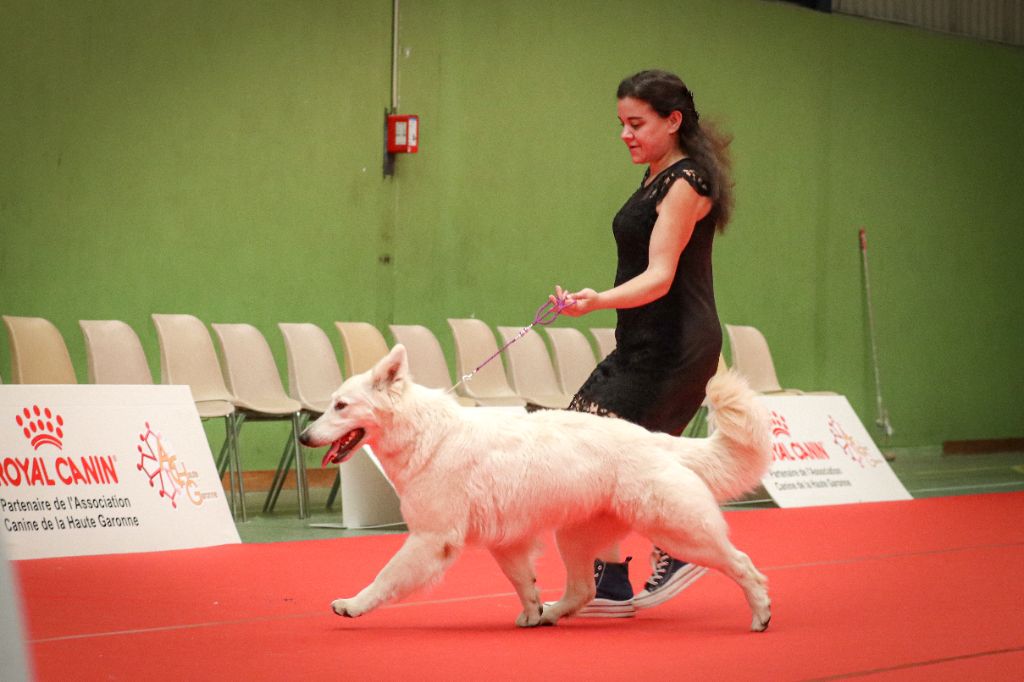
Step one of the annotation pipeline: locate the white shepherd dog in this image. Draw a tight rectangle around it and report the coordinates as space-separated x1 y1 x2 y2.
300 344 773 631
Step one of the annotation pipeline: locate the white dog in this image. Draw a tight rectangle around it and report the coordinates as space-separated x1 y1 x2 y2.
300 344 772 631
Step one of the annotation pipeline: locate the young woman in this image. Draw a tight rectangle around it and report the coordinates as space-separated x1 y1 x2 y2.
552 69 734 617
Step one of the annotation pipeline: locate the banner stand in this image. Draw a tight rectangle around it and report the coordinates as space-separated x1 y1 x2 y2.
1 385 240 560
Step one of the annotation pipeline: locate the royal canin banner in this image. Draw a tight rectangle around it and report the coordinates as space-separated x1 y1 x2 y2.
757 395 911 507
0 385 240 560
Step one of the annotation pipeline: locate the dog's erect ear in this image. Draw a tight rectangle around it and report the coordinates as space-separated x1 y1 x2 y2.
371 344 409 394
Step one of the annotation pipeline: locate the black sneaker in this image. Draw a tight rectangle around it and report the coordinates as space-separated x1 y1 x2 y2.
576 557 636 618
632 547 707 609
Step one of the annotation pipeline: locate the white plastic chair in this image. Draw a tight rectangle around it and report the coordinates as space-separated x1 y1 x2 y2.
725 324 837 395
389 324 475 406
279 322 344 509
589 327 617 360
497 326 572 409
79 320 153 384
212 323 308 519
446 318 526 407
335 322 390 376
543 327 598 395
279 323 343 416
151 314 243 520
2 315 77 384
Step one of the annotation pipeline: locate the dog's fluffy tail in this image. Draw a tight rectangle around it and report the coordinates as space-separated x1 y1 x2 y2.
679 370 772 503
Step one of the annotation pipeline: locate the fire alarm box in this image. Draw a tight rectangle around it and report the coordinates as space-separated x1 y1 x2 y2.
387 114 419 153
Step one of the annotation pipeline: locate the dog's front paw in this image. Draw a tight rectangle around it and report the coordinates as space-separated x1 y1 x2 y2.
331 598 361 618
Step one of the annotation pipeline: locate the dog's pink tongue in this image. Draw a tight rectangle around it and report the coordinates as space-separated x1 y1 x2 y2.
322 441 342 468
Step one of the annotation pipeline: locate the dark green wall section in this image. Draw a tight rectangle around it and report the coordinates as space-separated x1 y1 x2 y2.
3 0 1023 469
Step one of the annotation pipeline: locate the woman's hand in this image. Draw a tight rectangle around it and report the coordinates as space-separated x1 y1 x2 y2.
550 285 600 317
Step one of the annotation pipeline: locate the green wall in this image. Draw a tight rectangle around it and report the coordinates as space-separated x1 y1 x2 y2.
2 0 1022 469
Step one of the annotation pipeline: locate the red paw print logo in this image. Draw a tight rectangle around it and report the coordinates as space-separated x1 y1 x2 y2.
16 405 65 450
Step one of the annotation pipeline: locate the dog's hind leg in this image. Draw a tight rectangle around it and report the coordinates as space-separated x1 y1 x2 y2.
641 501 771 632
678 541 771 632
490 540 543 627
331 531 461 618
541 517 629 626
718 547 771 632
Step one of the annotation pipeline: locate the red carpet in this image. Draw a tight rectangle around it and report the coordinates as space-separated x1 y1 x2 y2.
16 492 1024 681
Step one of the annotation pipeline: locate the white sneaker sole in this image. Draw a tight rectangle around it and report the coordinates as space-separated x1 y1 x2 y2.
543 599 637 618
633 564 708 609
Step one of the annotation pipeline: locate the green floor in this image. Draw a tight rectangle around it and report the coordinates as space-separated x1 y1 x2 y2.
233 446 1024 544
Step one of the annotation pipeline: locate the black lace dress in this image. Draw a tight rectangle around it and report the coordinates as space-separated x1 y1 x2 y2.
568 158 722 435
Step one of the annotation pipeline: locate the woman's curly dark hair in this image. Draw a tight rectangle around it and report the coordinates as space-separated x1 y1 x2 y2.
617 70 734 232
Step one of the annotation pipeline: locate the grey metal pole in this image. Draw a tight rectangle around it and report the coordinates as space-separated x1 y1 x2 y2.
859 228 894 448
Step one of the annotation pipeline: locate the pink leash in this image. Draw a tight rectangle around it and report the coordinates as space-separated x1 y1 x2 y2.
449 296 574 394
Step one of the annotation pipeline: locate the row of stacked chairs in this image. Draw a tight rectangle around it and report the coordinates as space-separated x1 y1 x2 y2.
0 315 620 521
0 315 619 406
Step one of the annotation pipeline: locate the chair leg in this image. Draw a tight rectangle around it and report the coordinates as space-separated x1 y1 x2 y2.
326 471 340 510
229 412 247 522
263 414 310 518
210 418 231 508
262 438 294 513
217 415 236 517
216 436 230 477
292 412 309 520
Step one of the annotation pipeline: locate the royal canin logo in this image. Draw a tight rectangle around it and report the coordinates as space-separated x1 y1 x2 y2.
769 410 829 462
15 405 65 450
3 407 118 488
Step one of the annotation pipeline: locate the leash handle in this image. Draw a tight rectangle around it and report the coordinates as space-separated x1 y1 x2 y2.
533 295 575 326
449 295 575 393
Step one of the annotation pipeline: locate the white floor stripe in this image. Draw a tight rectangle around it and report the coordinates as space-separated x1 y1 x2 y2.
30 589 562 644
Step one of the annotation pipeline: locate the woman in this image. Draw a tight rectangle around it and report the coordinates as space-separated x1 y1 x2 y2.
553 69 734 617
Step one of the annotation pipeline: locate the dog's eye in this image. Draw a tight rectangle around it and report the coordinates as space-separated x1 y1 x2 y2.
334 401 348 412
